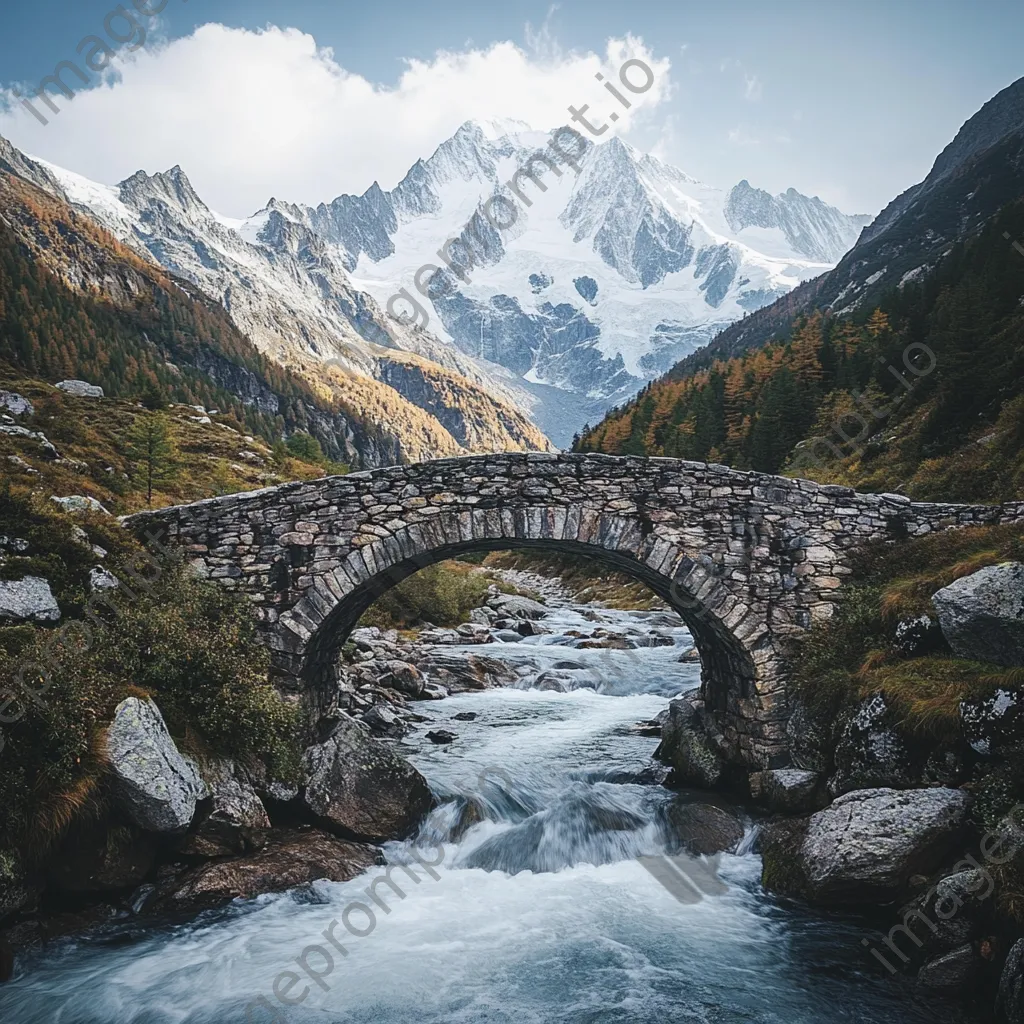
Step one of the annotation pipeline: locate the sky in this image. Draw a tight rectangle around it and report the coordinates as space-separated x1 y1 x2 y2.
0 0 1021 220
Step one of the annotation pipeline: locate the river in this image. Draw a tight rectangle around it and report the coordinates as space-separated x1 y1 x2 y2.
0 591 982 1023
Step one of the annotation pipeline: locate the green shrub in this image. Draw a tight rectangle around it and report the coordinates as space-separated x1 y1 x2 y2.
359 561 492 629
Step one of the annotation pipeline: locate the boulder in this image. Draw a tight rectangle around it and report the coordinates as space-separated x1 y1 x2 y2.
960 688 1024 758
749 769 823 813
800 787 971 903
932 562 1024 666
105 698 204 833
147 828 379 913
516 619 549 637
533 670 578 692
0 424 60 459
917 944 979 992
380 660 424 698
904 869 991 955
0 576 60 623
89 567 120 592
56 380 104 398
47 822 156 893
997 939 1024 1023
362 704 408 739
302 716 432 842
894 615 947 657
665 801 745 856
492 629 523 643
426 729 456 744
786 697 832 774
487 594 548 620
677 647 702 664
0 392 32 417
181 761 271 857
828 694 915 796
50 495 109 515
654 693 726 789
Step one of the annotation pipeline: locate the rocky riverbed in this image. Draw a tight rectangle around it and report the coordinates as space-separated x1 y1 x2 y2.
0 566 1018 1022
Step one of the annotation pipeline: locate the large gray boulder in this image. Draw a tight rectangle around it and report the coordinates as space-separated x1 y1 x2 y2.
181 761 271 857
800 787 970 903
654 692 726 789
105 698 204 833
302 716 432 842
50 495 109 514
0 391 32 417
828 695 915 796
665 800 745 856
932 562 1024 666
56 380 104 398
749 768 823 813
0 576 60 623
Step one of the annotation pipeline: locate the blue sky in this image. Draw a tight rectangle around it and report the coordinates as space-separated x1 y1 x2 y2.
0 0 1021 217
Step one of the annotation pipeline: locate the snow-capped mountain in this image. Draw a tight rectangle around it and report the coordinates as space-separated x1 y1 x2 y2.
270 122 869 425
20 122 868 447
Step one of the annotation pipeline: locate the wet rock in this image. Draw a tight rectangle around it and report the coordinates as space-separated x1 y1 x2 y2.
181 761 271 857
800 787 971 904
105 698 204 833
631 635 675 648
146 828 379 913
362 704 408 739
533 670 578 692
828 695 914 797
413 651 517 692
997 938 1024 1023
516 619 549 637
487 594 548 620
932 562 1024 666
917 944 979 991
960 688 1024 758
47 821 156 892
654 693 726 789
905 870 991 955
492 629 523 643
759 817 811 897
426 729 456 744
572 635 635 650
302 716 432 842
677 647 701 664
666 801 745 856
0 576 60 623
421 683 449 700
456 622 493 643
56 380 104 398
453 711 477 721
749 769 823 813
380 660 424 698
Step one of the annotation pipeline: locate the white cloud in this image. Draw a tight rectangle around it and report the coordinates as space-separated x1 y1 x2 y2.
743 74 762 101
0 24 671 218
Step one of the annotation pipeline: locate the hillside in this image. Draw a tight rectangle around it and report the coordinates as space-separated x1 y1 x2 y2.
0 168 551 468
576 197 1024 503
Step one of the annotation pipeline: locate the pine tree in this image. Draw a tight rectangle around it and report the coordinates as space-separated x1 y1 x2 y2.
126 413 179 505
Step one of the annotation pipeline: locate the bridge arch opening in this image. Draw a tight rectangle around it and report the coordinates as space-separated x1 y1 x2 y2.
276 514 760 749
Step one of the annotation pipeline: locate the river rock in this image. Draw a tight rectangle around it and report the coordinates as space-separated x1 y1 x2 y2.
916 944 979 991
654 693 726 789
904 869 989 955
487 594 548 620
56 380 104 398
749 769 822 813
932 562 1024 666
0 576 60 623
666 801 745 856
828 695 914 796
147 828 379 913
47 821 156 893
997 939 1024 1023
960 688 1024 758
492 629 523 643
380 660 424 698
181 761 271 857
302 716 432 842
105 698 204 833
786 698 831 774
800 787 971 903
362 704 408 738
426 729 456 744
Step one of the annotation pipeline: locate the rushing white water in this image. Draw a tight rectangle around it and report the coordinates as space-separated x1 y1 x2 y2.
0 600 980 1023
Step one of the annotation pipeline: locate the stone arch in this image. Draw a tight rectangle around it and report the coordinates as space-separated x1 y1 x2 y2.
270 509 763 755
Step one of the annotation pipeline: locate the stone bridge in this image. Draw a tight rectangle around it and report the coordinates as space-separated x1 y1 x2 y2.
125 453 1022 768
